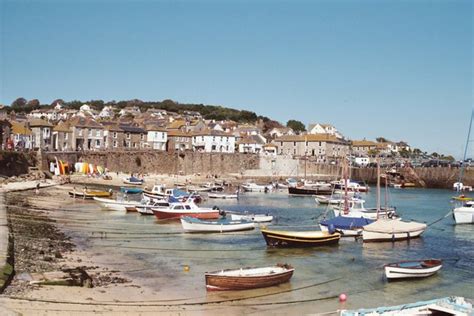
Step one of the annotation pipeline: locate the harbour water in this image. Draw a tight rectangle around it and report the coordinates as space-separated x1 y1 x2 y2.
53 187 473 313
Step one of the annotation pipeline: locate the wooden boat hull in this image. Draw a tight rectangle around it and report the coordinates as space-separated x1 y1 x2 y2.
181 218 255 233
230 214 273 223
289 187 332 196
153 209 220 220
93 197 140 211
384 259 442 280
319 224 361 237
205 265 294 291
261 229 340 248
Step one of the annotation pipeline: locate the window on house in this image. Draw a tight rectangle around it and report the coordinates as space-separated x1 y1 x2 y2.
141 134 145 140
213 136 215 141
281 142 283 146
113 141 117 148
294 149 296 155
212 145 216 151
126 133 131 139
64 133 68 140
113 132 117 138
96 130 100 137
95 140 100 147
293 142 296 146
78 128 83 136
126 141 131 147
88 129 92 136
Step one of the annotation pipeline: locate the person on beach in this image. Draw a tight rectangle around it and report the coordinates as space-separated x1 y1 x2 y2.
35 182 40 195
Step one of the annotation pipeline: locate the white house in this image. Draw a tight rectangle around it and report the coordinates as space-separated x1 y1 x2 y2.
98 106 115 119
237 134 267 154
308 123 344 139
354 157 370 167
146 125 167 150
267 127 295 139
192 130 235 153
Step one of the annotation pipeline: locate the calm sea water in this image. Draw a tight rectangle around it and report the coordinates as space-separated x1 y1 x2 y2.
58 187 473 313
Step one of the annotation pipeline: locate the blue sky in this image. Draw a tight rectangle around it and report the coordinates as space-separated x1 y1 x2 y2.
0 0 472 158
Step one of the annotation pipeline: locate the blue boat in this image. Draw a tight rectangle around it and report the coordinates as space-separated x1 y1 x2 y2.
120 187 143 194
319 216 373 237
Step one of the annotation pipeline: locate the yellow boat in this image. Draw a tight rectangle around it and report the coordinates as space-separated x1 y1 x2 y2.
452 195 473 202
69 189 112 199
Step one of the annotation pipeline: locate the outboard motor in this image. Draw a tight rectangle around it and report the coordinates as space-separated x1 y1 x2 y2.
328 224 336 234
218 209 226 217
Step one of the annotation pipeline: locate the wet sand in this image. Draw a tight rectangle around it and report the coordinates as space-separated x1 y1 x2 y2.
0 181 342 315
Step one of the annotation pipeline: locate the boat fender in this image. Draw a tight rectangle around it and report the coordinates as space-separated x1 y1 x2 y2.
218 209 226 217
213 206 220 210
328 224 336 234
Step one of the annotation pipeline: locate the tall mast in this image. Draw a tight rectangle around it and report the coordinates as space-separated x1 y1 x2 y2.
376 156 381 219
344 158 349 214
458 108 474 187
384 171 388 211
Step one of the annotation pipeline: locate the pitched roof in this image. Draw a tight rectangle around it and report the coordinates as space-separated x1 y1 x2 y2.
68 116 103 128
11 121 32 135
351 140 378 147
274 133 344 143
237 134 266 145
119 124 145 133
192 129 234 137
167 119 186 129
53 121 72 132
167 130 193 137
28 118 53 127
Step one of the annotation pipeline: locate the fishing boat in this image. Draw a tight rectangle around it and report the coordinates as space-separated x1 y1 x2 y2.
229 213 273 223
452 195 473 202
331 179 369 192
332 199 397 220
288 185 333 196
241 182 273 192
261 228 340 247
93 197 141 211
205 264 294 291
384 259 442 280
319 216 373 237
453 201 474 224
123 176 144 185
340 296 472 316
120 187 143 194
152 200 220 220
68 188 112 199
144 185 202 203
180 216 255 233
208 192 239 199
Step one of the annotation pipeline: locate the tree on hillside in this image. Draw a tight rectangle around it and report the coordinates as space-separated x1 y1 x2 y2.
376 137 389 143
51 99 65 107
286 120 306 133
11 97 27 107
431 152 439 158
26 99 40 107
263 119 283 133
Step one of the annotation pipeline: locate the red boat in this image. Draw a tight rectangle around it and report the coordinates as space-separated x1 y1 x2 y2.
152 201 220 220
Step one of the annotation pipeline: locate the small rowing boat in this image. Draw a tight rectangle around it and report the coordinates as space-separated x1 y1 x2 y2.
93 197 141 211
384 259 442 280
180 216 255 233
229 213 273 223
208 192 239 199
205 263 294 291
120 187 143 194
261 228 340 248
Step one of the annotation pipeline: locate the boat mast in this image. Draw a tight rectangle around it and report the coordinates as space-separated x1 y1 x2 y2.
344 158 349 214
458 108 474 188
384 170 388 211
376 156 381 219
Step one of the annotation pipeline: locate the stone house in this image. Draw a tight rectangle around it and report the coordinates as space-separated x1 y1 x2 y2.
119 124 146 149
1 119 12 150
10 121 33 150
146 125 167 151
167 130 193 152
68 117 104 151
28 118 53 150
192 130 235 153
273 134 350 162
351 140 378 157
52 121 73 151
102 124 125 150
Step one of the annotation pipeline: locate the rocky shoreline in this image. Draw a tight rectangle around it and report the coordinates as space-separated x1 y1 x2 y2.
4 189 130 297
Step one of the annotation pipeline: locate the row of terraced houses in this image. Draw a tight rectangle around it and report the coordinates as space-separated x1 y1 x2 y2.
0 104 410 163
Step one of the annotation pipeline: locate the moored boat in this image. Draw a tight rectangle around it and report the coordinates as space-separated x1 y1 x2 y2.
69 189 112 199
93 197 141 211
180 216 255 233
208 192 239 199
340 296 473 316
152 201 220 220
289 186 333 196
241 182 273 192
362 219 427 242
319 216 373 237
123 176 144 185
120 187 143 194
205 264 294 291
229 213 273 223
136 199 171 215
384 259 442 280
453 201 474 224
261 228 340 247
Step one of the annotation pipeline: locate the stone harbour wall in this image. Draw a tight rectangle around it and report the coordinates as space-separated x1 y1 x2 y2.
0 151 37 177
43 150 259 176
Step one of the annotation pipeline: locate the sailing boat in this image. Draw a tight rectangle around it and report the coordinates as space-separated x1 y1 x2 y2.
320 158 374 237
362 158 427 242
453 109 474 224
